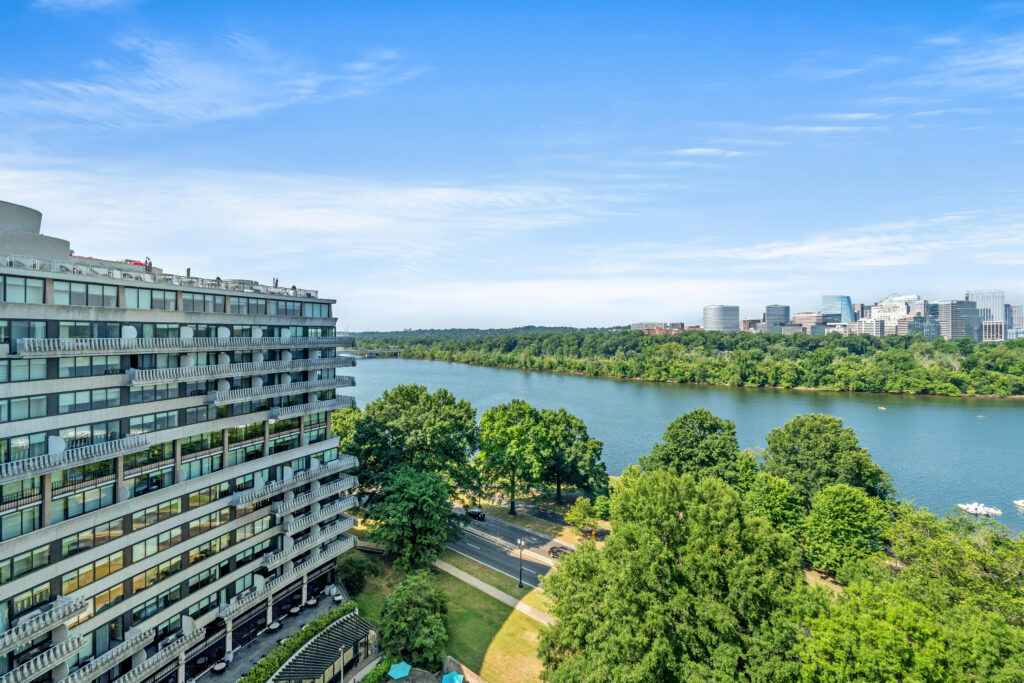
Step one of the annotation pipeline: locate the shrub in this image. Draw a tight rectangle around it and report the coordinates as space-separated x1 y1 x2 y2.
592 494 611 520
335 554 383 595
360 655 401 683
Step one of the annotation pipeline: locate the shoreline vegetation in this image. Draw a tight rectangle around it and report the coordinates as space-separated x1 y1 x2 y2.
353 328 1024 398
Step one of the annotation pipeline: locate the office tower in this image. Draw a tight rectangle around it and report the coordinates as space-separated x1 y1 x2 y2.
763 305 790 327
853 303 866 320
702 305 740 332
739 318 760 332
936 300 983 341
965 290 1005 323
854 319 884 336
983 320 1006 342
868 294 924 335
0 200 357 682
820 295 855 323
897 316 941 340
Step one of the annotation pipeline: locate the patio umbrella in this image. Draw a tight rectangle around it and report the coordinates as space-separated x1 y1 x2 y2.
441 672 465 683
388 661 412 679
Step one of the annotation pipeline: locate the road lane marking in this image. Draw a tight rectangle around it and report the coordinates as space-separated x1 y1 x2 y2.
445 546 545 588
523 567 537 574
465 542 481 550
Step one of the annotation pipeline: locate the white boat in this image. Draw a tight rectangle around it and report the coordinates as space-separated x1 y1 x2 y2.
957 502 1002 517
1013 499 1024 509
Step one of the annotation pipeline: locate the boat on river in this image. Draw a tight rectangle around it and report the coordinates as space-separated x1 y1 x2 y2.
957 502 1002 516
1013 500 1024 510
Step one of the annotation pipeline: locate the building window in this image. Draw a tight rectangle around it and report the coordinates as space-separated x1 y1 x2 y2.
12 582 49 617
129 410 180 434
303 303 329 318
129 383 179 404
125 466 174 498
132 557 183 592
132 585 181 626
51 484 115 523
0 395 47 423
182 453 223 480
2 277 44 304
0 359 47 383
61 550 124 594
59 355 119 378
182 293 226 313
1 506 40 542
53 281 117 308
131 499 182 531
269 300 302 316
57 388 120 414
236 515 271 541
188 508 231 536
188 533 230 564
132 527 183 562
125 288 176 310
61 518 124 559
188 482 229 508
0 546 49 586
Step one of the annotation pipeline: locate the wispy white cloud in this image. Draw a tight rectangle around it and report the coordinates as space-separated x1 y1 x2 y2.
924 36 962 46
769 124 877 134
670 147 746 157
911 32 1024 95
32 0 134 10
0 32 427 129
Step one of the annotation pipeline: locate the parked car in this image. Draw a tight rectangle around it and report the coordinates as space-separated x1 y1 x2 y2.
548 546 574 559
467 508 486 521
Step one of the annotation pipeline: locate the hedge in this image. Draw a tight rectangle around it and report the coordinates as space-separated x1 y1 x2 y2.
359 655 401 683
238 601 358 683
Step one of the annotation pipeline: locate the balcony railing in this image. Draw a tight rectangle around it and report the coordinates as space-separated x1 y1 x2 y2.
17 335 354 358
208 377 354 406
219 535 356 620
272 472 358 516
262 517 356 569
0 597 87 657
126 356 355 385
0 636 86 683
280 495 357 533
63 629 155 683
111 629 205 683
232 463 357 507
270 396 355 420
0 435 150 486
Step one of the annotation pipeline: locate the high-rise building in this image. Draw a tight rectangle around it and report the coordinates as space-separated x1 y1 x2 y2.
897 316 941 340
868 294 924 335
853 303 867 320
820 295 855 323
966 290 1005 323
0 201 359 682
936 300 983 341
702 305 740 332
983 320 1006 342
764 305 790 327
1008 304 1024 333
739 318 760 332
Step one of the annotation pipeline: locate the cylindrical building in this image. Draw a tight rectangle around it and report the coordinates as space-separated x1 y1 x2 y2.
703 305 740 332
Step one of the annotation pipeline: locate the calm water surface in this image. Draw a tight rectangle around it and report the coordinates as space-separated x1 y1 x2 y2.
348 358 1024 532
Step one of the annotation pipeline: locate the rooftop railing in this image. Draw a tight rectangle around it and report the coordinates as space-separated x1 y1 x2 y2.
280 496 357 534
0 435 150 485
127 356 355 385
231 465 357 507
208 377 354 406
17 335 354 358
270 396 355 420
0 636 86 683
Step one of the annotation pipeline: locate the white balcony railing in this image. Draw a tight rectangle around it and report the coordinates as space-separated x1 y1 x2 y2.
0 435 150 485
0 636 86 683
17 335 353 358
208 377 354 406
232 463 357 507
63 628 155 683
262 518 356 569
111 628 205 683
126 356 355 385
280 495 357 533
273 473 358 516
270 396 355 420
0 597 87 657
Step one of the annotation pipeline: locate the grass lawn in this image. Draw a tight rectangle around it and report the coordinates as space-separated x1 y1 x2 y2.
440 550 552 614
350 551 405 625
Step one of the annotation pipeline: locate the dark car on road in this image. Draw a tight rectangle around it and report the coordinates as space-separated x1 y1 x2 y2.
467 508 486 521
548 546 574 559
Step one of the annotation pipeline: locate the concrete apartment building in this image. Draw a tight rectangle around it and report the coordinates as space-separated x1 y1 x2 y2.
0 201 358 682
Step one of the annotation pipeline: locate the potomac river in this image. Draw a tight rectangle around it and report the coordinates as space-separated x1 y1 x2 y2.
348 358 1024 533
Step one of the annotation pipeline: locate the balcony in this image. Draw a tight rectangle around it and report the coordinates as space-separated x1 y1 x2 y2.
272 472 358 516
262 518 356 570
0 597 87 657
270 396 355 420
111 628 205 683
63 629 155 683
280 495 357 533
0 435 149 485
16 335 353 358
126 356 356 386
219 535 357 620
0 636 86 683
208 377 355 406
232 464 357 507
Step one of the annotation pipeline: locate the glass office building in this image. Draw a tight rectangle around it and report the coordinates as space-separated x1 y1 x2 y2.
703 305 740 332
0 200 357 682
820 295 855 323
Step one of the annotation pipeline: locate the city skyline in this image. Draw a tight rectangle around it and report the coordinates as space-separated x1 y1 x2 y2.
3 2 1024 330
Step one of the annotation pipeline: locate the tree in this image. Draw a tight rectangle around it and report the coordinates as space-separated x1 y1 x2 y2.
762 413 893 505
379 570 448 670
350 384 479 499
476 399 543 514
330 406 361 452
366 467 465 571
804 483 885 575
639 408 754 490
746 472 803 536
535 408 608 504
563 497 596 535
334 554 382 596
592 494 611 520
539 471 811 681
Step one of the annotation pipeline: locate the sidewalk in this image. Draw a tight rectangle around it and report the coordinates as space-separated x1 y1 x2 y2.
434 560 555 626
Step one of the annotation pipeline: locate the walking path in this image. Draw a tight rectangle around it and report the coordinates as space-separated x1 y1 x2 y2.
433 560 556 626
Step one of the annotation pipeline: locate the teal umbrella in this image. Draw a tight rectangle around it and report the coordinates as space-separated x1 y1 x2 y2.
388 661 412 679
442 673 465 683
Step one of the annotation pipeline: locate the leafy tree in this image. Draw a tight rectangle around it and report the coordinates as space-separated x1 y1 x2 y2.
334 554 382 596
639 408 754 490
535 408 608 503
330 406 361 452
762 413 894 505
476 399 543 514
350 384 479 499
379 570 448 670
366 467 465 571
539 471 811 681
563 497 596 534
746 472 803 536
592 494 611 520
804 483 885 575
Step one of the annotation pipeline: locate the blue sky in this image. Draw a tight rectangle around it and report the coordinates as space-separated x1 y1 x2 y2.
2 1 1024 330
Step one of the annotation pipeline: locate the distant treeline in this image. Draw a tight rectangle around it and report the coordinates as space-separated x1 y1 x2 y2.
353 325 611 344
363 329 1024 397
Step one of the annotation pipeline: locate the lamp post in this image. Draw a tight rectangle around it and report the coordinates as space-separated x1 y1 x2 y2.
517 538 525 588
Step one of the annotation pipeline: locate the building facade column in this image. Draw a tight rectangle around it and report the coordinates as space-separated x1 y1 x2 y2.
40 473 52 527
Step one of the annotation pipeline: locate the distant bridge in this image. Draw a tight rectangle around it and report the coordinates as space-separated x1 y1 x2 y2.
346 348 402 358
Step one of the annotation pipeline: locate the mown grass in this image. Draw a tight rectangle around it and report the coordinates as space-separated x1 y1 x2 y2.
440 549 552 614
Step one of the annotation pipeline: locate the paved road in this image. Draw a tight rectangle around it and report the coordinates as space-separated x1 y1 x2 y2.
447 534 551 589
457 506 576 557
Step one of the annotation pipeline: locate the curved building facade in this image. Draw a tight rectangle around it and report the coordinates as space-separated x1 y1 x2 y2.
703 305 740 332
821 295 855 323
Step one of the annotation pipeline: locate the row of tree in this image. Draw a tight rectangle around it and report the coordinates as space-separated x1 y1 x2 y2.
368 328 1024 396
540 409 1024 680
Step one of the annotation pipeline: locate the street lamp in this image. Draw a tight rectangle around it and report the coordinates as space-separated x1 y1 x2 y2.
517 538 525 588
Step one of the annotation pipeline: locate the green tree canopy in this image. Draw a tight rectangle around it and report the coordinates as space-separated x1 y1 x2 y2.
476 399 543 514
366 466 465 571
329 406 361 452
762 413 894 505
563 496 596 534
378 570 449 670
745 472 804 536
539 471 811 682
535 408 608 503
638 408 754 490
803 483 885 575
